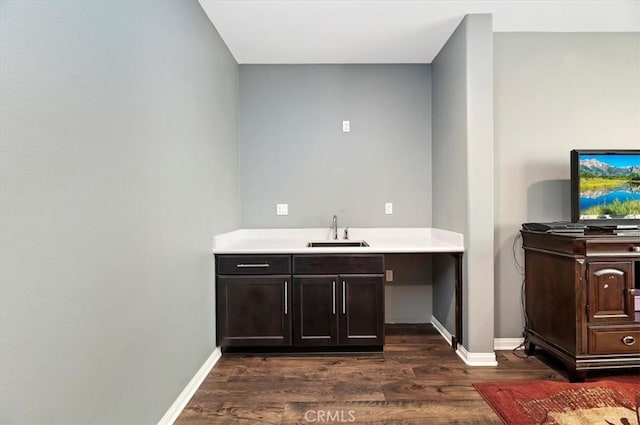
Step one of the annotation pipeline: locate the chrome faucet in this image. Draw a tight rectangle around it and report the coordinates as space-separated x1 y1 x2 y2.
332 214 338 240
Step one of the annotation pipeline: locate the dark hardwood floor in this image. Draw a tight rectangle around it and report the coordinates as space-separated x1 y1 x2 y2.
175 324 581 424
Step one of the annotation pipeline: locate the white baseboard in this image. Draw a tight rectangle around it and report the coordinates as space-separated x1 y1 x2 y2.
430 316 497 367
494 337 524 351
430 316 452 343
456 344 498 367
158 347 222 425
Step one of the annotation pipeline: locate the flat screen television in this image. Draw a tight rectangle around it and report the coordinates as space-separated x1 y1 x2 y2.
571 149 640 226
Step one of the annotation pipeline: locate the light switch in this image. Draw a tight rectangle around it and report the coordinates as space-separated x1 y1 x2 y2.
342 120 350 132
385 270 394 282
276 203 288 215
385 202 393 215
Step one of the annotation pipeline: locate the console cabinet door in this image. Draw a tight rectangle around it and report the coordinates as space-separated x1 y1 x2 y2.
217 276 291 346
587 262 634 323
339 275 384 346
293 276 338 346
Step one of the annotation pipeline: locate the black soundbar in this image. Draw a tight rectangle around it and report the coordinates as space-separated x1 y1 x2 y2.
522 222 585 232
522 222 639 233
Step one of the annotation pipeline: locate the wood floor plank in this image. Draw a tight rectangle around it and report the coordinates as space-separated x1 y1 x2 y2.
411 364 563 381
223 355 417 384
191 379 343 403
381 380 487 401
177 402 283 425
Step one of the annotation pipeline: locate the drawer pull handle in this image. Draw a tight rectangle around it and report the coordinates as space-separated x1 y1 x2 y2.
633 246 640 253
622 336 636 346
332 281 336 315
342 281 346 314
236 263 270 268
284 281 288 315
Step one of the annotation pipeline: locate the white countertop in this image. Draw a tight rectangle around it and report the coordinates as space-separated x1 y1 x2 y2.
213 227 464 254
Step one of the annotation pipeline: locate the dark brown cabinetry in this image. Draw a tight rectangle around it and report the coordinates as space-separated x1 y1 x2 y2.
293 274 384 347
521 231 640 381
216 255 291 347
294 275 339 345
292 254 384 347
339 275 385 346
216 253 385 350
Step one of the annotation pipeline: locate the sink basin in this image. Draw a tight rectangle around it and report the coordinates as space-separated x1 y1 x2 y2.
306 240 369 248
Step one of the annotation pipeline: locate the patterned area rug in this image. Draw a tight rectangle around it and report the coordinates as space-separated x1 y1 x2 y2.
474 376 640 425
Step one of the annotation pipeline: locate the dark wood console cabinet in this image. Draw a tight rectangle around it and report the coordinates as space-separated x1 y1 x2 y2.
521 230 640 381
215 254 384 350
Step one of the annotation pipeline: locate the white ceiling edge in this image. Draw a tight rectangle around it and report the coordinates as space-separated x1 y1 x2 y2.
199 0 640 64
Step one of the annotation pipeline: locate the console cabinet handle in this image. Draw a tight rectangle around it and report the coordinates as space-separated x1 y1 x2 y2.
622 336 636 346
593 269 624 277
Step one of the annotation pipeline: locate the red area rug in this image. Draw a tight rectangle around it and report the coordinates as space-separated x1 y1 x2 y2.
474 375 640 425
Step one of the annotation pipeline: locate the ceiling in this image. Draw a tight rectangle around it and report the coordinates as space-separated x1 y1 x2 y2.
198 0 640 64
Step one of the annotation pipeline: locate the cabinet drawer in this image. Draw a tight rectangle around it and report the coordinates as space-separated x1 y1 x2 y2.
293 254 384 274
588 327 640 355
585 240 640 257
217 255 291 275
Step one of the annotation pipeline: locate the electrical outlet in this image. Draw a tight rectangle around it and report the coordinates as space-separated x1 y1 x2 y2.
385 202 393 215
385 270 393 282
342 120 350 132
276 203 288 215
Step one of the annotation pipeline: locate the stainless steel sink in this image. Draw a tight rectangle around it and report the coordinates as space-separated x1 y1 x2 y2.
306 240 369 248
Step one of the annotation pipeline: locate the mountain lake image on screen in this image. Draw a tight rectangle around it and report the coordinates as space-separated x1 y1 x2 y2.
578 152 640 219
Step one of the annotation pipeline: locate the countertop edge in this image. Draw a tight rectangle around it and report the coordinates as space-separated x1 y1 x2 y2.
212 227 465 254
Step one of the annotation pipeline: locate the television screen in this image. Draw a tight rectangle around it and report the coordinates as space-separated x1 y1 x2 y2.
571 150 640 222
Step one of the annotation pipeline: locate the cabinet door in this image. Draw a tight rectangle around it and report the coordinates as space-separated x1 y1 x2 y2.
217 276 291 346
339 275 384 346
293 276 338 346
587 262 634 323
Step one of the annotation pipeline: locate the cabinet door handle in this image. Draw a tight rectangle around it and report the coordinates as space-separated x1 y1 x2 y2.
342 281 346 314
593 268 624 277
284 280 288 315
236 263 270 268
625 288 637 295
332 281 336 315
622 336 636 346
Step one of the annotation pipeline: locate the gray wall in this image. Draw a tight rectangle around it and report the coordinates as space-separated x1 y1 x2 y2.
384 254 433 323
239 64 433 323
431 17 469 334
493 32 640 338
239 64 432 229
0 1 239 423
432 14 494 353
